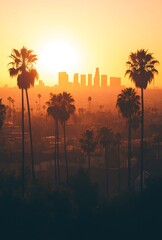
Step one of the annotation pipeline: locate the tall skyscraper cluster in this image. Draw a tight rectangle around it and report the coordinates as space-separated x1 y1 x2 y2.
58 67 121 88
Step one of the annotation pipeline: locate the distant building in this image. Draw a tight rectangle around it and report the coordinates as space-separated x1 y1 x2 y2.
101 75 107 87
80 74 86 87
73 73 80 87
110 77 121 88
88 74 92 87
39 80 45 87
94 67 100 87
58 72 68 86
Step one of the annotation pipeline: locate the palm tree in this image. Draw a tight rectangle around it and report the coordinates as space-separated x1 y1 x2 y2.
0 99 6 130
80 130 97 172
47 93 62 185
98 127 113 194
59 92 76 185
8 47 38 194
37 93 42 112
125 49 159 191
88 96 92 112
116 88 140 191
7 97 15 124
7 96 12 124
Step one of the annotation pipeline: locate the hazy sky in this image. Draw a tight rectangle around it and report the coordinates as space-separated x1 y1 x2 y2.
0 0 162 87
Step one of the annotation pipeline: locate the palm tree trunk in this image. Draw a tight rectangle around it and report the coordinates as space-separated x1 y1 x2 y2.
25 89 35 183
63 121 69 185
21 88 25 197
128 119 132 192
141 88 144 191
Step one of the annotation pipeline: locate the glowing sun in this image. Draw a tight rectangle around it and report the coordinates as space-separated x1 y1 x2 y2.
37 39 80 83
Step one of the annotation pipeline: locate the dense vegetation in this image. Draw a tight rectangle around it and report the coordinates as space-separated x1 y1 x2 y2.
0 171 162 239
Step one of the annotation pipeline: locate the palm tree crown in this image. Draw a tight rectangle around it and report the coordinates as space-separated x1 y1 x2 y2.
8 47 38 89
80 130 96 156
47 92 76 122
116 88 140 120
47 93 62 119
125 49 159 89
59 92 76 122
98 127 113 149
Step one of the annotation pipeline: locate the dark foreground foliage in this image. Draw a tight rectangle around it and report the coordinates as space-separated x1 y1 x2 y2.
0 170 162 240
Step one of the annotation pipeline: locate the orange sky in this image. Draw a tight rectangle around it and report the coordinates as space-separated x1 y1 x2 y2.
0 0 162 87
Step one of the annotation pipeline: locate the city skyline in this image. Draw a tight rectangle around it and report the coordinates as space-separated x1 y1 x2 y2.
56 67 123 88
0 0 162 88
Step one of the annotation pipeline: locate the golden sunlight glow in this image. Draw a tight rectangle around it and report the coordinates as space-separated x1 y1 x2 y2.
37 39 81 84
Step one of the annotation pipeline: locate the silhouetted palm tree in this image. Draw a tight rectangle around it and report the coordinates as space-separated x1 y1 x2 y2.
125 49 159 191
7 97 15 123
88 96 92 112
6 97 12 124
80 130 97 172
37 93 42 112
0 99 6 130
98 127 113 194
8 47 38 195
116 88 140 191
47 93 62 185
59 92 76 185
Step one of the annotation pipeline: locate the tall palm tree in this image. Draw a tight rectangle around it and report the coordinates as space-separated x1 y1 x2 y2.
98 127 113 194
88 96 92 112
37 93 42 112
7 97 12 124
125 49 159 191
7 97 15 124
8 47 38 194
0 99 6 130
116 88 140 191
47 93 62 185
59 92 76 185
80 130 97 172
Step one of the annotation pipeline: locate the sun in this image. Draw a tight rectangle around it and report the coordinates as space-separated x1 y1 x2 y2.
37 39 80 84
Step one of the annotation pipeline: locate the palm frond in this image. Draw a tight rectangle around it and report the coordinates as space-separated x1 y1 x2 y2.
21 47 28 59
8 68 19 77
12 49 20 58
28 54 38 63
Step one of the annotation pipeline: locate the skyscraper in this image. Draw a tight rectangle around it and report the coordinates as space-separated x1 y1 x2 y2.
73 73 80 87
101 75 107 87
80 74 86 87
88 74 92 87
58 72 68 86
94 67 100 87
